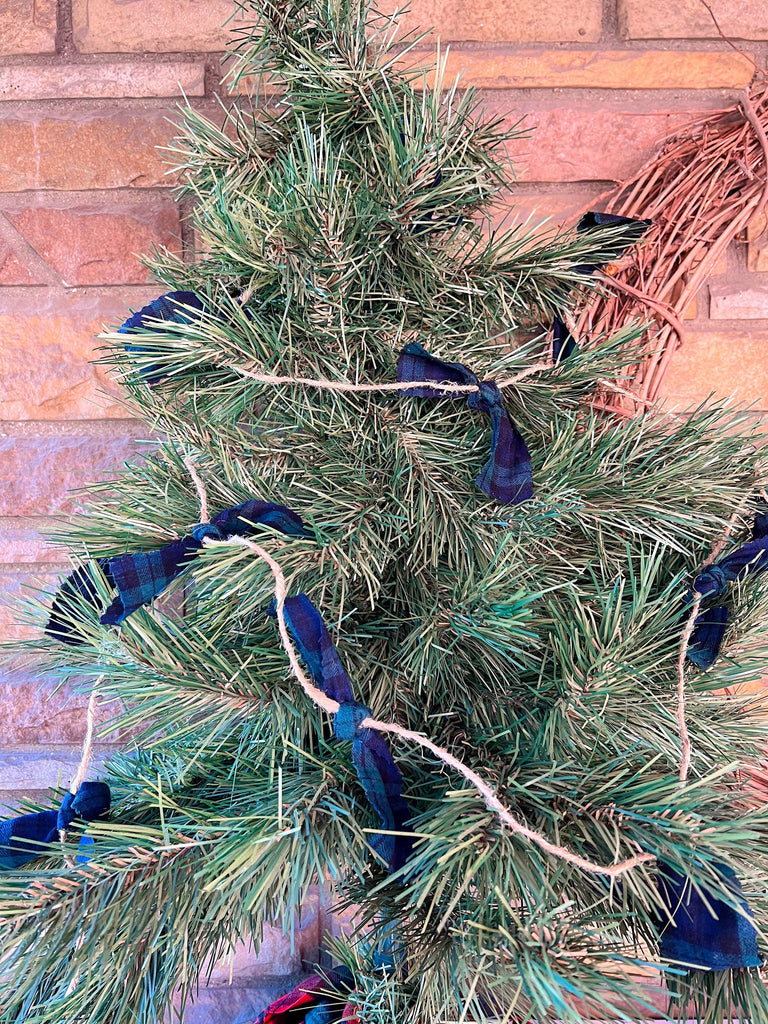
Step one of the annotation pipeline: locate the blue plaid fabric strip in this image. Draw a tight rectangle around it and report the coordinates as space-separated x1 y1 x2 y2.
120 291 206 384
687 501 768 668
658 860 762 971
100 500 312 626
0 782 110 871
396 342 533 505
270 594 414 872
45 559 112 646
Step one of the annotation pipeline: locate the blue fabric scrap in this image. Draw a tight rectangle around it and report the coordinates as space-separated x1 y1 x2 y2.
551 211 650 362
687 500 768 667
101 501 311 626
396 341 533 505
0 781 110 871
45 501 311 643
120 291 206 384
268 595 414 872
658 860 762 971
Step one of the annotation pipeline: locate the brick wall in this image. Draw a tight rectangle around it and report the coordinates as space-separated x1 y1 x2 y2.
2 0 768 1013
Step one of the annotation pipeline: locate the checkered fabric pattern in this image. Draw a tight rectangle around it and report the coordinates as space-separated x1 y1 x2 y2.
396 342 533 504
271 594 414 873
119 291 206 384
658 860 762 971
100 500 312 626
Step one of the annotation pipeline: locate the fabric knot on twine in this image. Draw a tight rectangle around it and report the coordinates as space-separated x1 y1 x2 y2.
685 500 768 670
0 780 110 871
396 342 533 504
192 523 225 543
267 594 414 873
692 563 729 599
334 701 373 741
45 499 312 644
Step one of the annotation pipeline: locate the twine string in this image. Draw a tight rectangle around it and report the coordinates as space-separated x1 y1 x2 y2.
181 457 653 878
225 361 551 396
59 678 101 856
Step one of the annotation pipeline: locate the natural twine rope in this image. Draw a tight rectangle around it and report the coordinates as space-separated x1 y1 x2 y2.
59 678 102 855
227 360 551 395
183 457 654 879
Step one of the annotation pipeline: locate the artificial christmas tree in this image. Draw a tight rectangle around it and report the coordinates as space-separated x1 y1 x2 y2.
3 2 768 1022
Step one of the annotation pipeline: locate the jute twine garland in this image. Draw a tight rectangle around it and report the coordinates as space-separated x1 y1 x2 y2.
182 456 653 878
59 677 102 866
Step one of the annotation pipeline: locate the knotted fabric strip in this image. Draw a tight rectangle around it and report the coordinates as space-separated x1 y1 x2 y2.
45 501 311 643
551 212 651 362
658 860 762 971
120 291 206 384
687 502 768 668
0 781 110 871
102 501 311 626
46 560 112 647
396 341 533 504
267 594 414 872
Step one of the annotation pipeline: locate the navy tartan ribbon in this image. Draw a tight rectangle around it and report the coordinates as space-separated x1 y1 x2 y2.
0 781 110 871
120 291 206 384
551 212 650 362
45 501 311 643
267 594 414 872
686 502 768 669
658 860 762 971
101 502 311 626
396 342 533 505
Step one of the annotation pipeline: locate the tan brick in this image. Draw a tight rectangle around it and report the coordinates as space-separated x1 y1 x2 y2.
72 0 239 52
0 520 66 563
0 430 140 516
0 113 174 191
658 330 768 407
72 0 602 49
423 49 754 90
0 669 92 745
0 243 38 285
619 0 768 39
484 100 707 183
0 61 206 102
0 746 116 791
6 202 182 286
0 289 149 419
0 0 57 56
747 212 768 272
398 0 602 41
710 282 768 319
500 190 596 232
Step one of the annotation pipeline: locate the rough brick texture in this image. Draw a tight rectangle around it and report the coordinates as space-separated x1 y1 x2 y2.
0 428 140 516
3 0 768 1014
0 0 57 56
0 112 176 191
0 288 159 419
431 49 755 90
619 0 768 40
0 61 206 101
659 330 768 407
